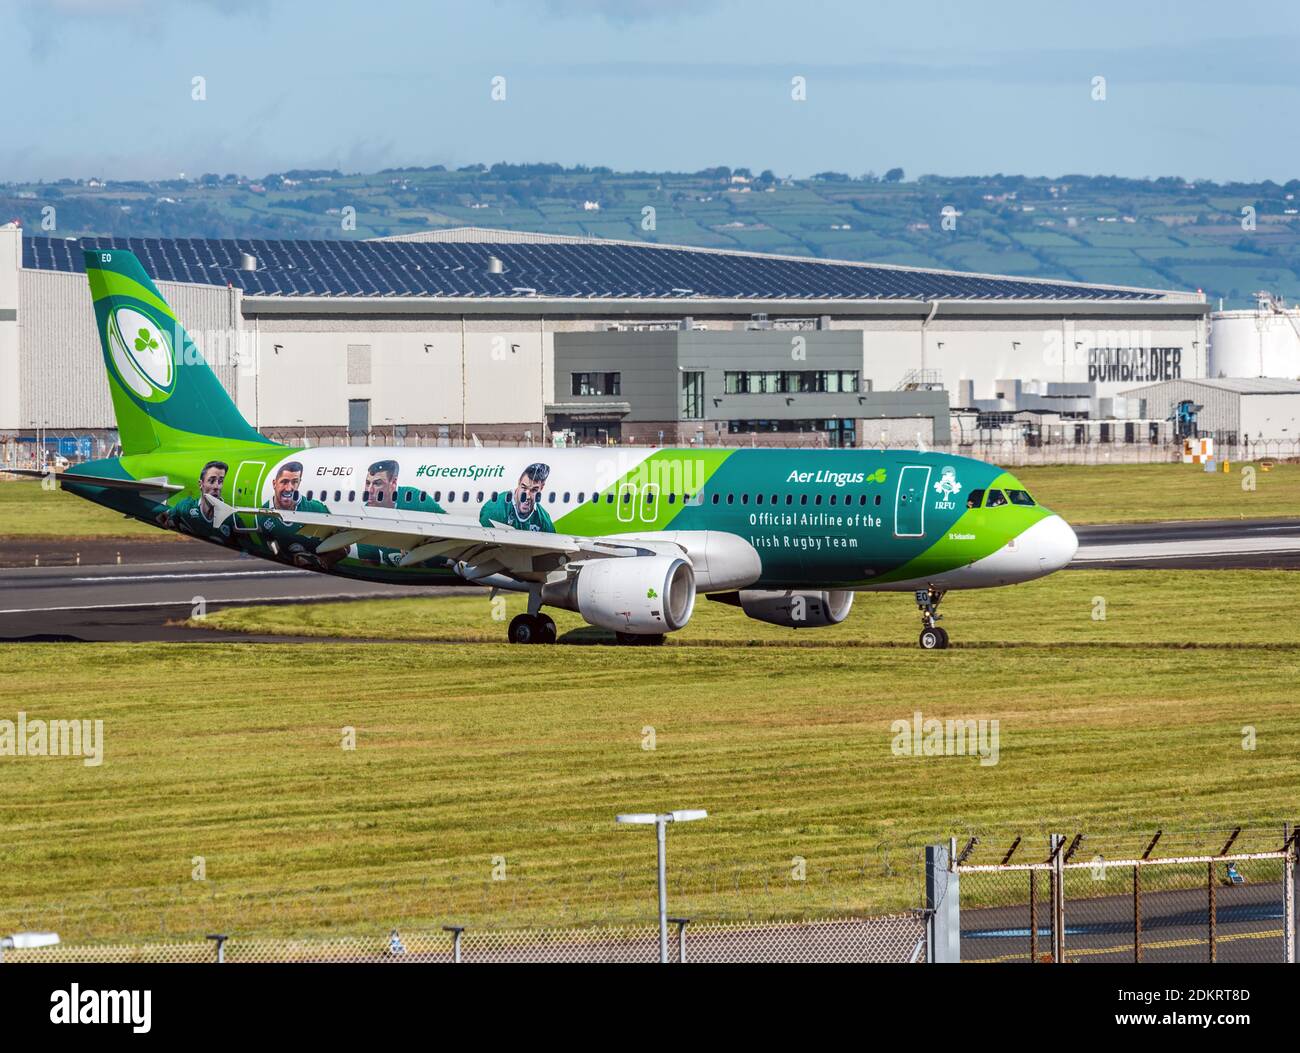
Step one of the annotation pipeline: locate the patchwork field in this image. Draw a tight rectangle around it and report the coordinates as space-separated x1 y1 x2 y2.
2 569 1297 943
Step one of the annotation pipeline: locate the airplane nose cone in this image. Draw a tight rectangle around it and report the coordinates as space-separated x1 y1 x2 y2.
1035 514 1078 573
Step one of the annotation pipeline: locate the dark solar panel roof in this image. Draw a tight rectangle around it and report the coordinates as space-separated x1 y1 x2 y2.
23 235 1165 302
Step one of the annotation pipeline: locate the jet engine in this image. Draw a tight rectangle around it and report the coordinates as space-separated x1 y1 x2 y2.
543 555 696 635
716 588 854 629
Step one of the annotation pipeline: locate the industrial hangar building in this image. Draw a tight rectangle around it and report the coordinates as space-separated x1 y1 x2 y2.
0 224 1212 460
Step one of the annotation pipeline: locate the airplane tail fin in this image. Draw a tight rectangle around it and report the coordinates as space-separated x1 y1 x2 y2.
84 247 272 455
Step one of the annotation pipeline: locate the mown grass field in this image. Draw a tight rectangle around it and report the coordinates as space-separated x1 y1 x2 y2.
2 569 1298 943
0 462 1293 541
0 479 172 540
1013 462 1298 524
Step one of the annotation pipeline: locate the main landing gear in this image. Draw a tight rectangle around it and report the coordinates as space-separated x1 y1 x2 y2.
508 612 557 644
915 587 949 650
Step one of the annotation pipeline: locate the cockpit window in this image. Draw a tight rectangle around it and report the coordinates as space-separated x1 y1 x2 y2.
966 488 985 509
1007 489 1035 506
985 489 1008 508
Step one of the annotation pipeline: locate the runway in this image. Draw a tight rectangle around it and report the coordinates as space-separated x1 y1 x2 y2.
1 517 1297 643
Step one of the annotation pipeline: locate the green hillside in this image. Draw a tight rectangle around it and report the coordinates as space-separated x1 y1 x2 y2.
7 164 1300 307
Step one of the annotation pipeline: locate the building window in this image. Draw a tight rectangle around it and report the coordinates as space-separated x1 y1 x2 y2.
681 371 704 419
571 371 621 396
723 370 859 395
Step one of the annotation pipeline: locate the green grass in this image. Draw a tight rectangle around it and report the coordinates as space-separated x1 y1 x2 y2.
1013 462 1299 524
0 479 174 540
2 569 1298 942
191 569 1300 648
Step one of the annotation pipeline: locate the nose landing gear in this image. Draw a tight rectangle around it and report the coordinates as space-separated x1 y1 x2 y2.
915 587 949 650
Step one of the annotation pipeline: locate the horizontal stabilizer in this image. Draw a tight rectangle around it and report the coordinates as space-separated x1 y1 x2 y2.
3 469 182 496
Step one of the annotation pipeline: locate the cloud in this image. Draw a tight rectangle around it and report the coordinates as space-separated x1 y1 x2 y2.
14 0 267 60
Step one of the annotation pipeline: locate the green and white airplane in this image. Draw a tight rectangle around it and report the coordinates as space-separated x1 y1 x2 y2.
17 248 1077 648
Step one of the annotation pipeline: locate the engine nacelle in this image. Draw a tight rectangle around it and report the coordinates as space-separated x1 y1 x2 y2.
544 555 696 635
735 589 854 629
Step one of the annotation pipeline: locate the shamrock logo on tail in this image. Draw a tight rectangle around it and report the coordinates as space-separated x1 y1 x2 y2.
134 328 158 353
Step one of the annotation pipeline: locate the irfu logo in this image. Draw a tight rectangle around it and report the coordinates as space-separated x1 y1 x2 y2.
646 587 658 599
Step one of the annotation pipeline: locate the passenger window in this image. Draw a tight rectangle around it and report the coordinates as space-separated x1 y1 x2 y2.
726 494 734 505
577 492 585 502
1008 489 1035 506
800 494 808 506
563 492 571 503
755 494 763 505
786 495 793 505
547 492 555 503
334 490 341 503
814 494 822 506
463 491 470 502
966 488 985 509
668 493 676 504
607 493 615 504
874 494 881 506
447 491 455 502
712 494 720 505
986 489 1008 508
348 491 355 502
740 494 748 505
829 494 836 506
362 490 370 502
477 492 484 502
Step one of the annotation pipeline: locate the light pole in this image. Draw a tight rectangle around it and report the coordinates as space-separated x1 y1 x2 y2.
616 809 707 962
0 931 59 962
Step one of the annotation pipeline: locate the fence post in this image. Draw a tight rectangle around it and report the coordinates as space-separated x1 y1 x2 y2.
205 933 228 964
1133 865 1142 963
1287 822 1297 964
1208 861 1217 963
669 917 690 963
1029 870 1038 963
1050 834 1065 963
925 843 960 963
443 925 464 963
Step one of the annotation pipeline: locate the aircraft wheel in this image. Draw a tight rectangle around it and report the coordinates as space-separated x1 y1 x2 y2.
642 634 666 647
919 627 948 650
509 613 541 644
536 613 557 644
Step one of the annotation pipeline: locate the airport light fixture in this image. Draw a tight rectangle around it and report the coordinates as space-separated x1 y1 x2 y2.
0 931 59 962
615 809 708 963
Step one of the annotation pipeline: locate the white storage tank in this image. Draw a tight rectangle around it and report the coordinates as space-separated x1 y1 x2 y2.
1209 295 1300 379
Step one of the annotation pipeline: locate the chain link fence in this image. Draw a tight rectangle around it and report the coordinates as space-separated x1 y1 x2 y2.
950 828 1297 964
2 914 927 964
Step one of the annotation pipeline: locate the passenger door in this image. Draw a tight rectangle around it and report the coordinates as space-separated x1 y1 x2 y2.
231 459 267 531
894 465 931 538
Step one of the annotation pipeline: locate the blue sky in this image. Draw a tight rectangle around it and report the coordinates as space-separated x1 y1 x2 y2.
3 0 1299 183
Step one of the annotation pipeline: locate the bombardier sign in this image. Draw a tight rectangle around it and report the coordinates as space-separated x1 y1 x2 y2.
1087 346 1182 383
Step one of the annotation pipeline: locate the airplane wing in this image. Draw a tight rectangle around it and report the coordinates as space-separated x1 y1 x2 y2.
207 495 680 583
3 468 183 497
